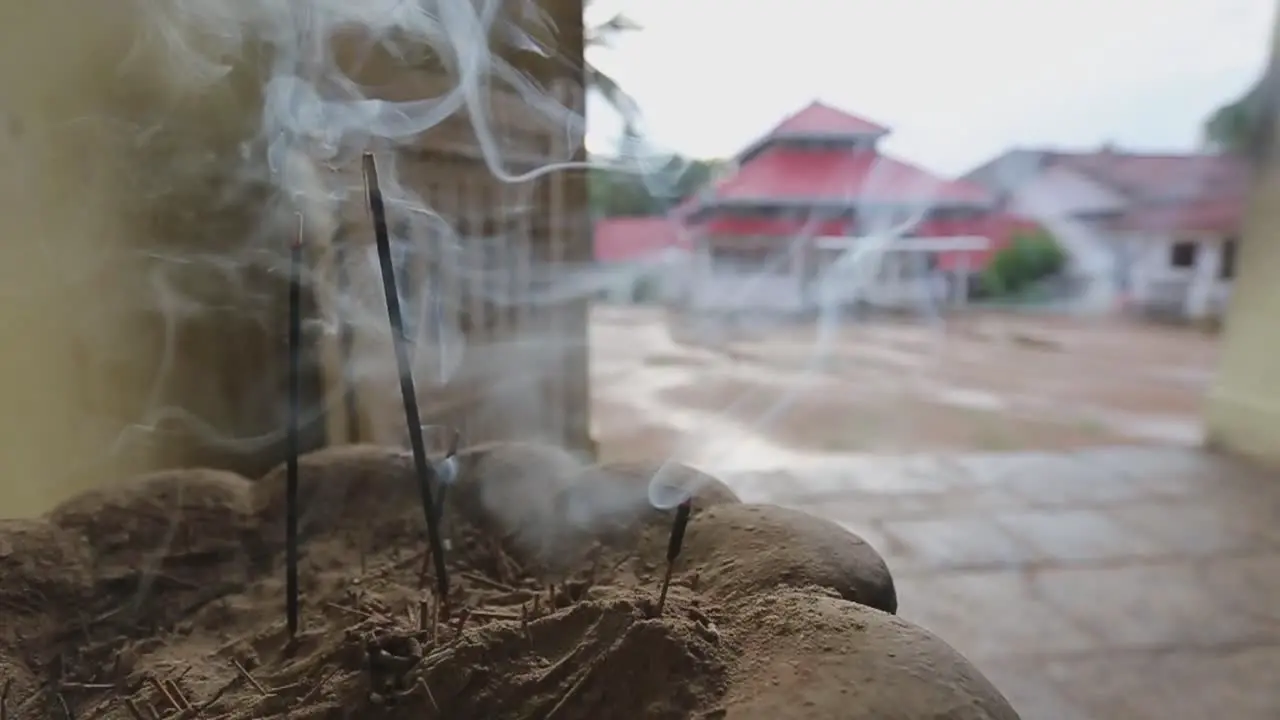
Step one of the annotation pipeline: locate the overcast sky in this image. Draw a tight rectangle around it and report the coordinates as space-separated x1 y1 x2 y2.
583 0 1277 176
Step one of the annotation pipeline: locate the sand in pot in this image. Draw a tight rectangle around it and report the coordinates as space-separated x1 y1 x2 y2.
0 443 1018 719
677 504 898 614
721 588 1020 720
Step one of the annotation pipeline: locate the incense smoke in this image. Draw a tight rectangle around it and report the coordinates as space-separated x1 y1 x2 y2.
0 0 948 547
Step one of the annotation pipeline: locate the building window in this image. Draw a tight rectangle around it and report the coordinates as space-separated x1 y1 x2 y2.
1169 240 1197 269
1220 237 1238 280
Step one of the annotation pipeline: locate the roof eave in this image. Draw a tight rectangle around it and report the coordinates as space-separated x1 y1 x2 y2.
683 197 994 223
734 130 891 164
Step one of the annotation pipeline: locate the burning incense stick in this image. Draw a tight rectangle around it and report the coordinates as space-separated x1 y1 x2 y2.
656 499 692 616
286 213 304 638
362 153 451 606
431 425 460 525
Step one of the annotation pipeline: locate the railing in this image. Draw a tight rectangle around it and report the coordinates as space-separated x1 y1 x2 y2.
815 235 993 252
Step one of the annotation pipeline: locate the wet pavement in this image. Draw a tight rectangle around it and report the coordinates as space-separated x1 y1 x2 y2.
589 308 1275 716
718 446 1280 720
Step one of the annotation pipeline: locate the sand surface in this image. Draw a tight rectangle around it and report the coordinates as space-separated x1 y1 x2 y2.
0 443 1016 719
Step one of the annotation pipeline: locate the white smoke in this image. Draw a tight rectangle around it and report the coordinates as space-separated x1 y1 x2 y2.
0 0 954 536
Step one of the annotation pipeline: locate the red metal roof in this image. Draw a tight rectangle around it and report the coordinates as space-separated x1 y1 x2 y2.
707 147 992 206
768 101 889 137
593 217 688 263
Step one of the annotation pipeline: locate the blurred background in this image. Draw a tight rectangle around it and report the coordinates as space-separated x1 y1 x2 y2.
585 0 1280 716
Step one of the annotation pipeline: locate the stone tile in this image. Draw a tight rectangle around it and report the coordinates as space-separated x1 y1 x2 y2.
1003 464 1172 507
724 460 958 504
826 461 959 495
1201 553 1280 629
785 490 947 522
752 448 1280 719
880 516 1041 572
894 571 1101 660
977 659 1096 720
946 452 1059 486
1077 445 1223 479
1029 562 1277 650
1106 499 1280 556
996 508 1166 563
1041 652 1194 720
1079 446 1277 498
1045 646 1280 720
1187 644 1280 718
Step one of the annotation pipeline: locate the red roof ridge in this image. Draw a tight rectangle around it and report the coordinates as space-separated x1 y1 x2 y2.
767 99 890 137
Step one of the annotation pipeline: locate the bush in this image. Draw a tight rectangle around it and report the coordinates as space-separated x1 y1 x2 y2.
631 275 660 303
981 230 1066 297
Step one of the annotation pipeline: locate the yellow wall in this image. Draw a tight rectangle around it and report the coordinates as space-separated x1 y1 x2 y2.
1205 18 1280 463
0 3 270 517
0 3 376 518
0 1 588 518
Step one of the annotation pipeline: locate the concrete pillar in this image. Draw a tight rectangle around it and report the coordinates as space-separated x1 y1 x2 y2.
0 0 593 517
896 251 906 303
1206 11 1280 463
0 3 323 517
954 255 971 306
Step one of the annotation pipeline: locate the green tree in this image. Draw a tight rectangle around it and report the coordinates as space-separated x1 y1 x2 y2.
1203 71 1276 159
589 154 724 217
981 229 1067 297
586 3 641 127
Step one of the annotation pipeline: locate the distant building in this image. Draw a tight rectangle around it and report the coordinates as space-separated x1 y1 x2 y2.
964 148 1249 320
673 101 1033 314
593 101 1039 314
591 216 689 302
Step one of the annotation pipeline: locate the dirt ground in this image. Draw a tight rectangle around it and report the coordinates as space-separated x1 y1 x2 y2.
590 306 1219 465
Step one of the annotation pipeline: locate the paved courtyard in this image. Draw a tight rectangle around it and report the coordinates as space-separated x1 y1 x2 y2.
589 306 1280 719
726 448 1280 719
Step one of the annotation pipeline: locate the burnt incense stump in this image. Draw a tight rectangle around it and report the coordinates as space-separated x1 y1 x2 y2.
0 442 1020 720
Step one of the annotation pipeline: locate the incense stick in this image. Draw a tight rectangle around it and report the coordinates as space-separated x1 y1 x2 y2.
431 426 460 524
656 499 692 616
362 153 451 606
286 213 304 638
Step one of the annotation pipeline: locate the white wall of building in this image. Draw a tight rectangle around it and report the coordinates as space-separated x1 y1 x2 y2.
598 249 694 304
1129 234 1233 320
684 237 977 314
688 243 807 312
1002 166 1128 314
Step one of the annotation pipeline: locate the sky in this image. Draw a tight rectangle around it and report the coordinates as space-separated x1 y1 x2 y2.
583 0 1277 176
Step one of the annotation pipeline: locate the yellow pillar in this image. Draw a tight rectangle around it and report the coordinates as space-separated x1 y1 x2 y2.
0 0 592 518
1205 15 1280 464
0 2 298 518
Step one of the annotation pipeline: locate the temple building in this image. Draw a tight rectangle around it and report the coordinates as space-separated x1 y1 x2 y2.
675 101 1031 313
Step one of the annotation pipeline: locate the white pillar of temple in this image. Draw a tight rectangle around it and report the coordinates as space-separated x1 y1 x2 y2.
954 254 971 306
912 251 930 309
1185 238 1223 320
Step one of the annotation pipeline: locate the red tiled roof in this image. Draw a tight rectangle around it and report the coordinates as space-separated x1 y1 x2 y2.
768 101 889 137
1049 152 1250 235
707 147 991 206
1113 196 1246 235
1051 152 1249 202
593 217 688 263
